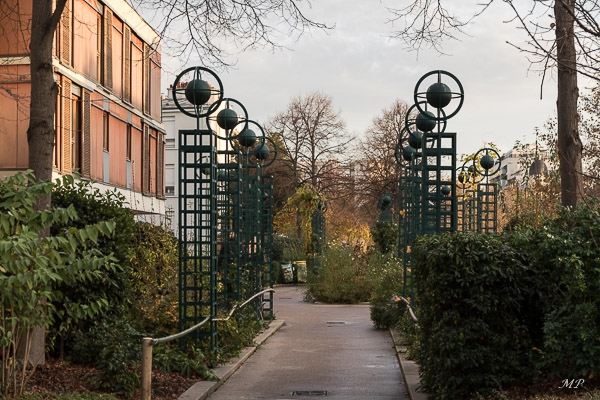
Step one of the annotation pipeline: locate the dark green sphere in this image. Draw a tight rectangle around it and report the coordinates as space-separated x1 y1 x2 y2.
480 154 495 170
216 108 239 130
426 82 452 109
441 185 451 196
402 146 416 162
408 130 423 149
253 143 270 160
238 128 257 147
416 111 436 132
184 79 212 106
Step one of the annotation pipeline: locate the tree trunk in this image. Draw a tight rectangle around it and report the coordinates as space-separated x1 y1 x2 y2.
25 0 67 366
29 0 60 187
555 0 582 208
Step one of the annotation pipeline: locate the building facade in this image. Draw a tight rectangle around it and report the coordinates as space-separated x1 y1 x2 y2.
497 143 556 188
0 0 165 215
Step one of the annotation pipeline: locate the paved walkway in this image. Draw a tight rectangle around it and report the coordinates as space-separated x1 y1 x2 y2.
182 285 409 400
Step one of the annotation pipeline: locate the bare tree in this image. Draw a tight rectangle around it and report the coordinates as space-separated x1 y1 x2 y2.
267 92 354 198
355 99 410 222
131 0 331 69
386 0 587 207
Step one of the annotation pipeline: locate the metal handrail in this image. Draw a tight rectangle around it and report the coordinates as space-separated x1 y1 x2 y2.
152 316 211 345
141 288 275 400
395 295 419 324
213 288 274 322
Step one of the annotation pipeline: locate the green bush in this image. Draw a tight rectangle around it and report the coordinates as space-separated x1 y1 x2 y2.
71 319 141 397
411 201 600 399
50 175 136 345
371 220 398 255
413 233 531 399
0 171 117 397
367 249 404 328
510 203 600 378
307 242 372 303
153 344 214 380
129 221 179 336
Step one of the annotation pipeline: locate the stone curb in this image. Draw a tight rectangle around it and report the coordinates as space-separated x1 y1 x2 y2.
390 328 429 400
178 319 286 400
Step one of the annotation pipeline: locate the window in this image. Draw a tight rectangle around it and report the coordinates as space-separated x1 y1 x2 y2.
166 164 175 196
166 138 175 148
71 89 82 170
103 112 109 151
96 7 102 82
126 125 131 160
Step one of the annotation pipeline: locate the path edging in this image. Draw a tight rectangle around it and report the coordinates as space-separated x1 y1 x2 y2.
178 319 286 400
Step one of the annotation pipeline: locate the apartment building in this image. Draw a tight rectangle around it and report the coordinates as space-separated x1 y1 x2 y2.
0 0 165 215
162 90 235 234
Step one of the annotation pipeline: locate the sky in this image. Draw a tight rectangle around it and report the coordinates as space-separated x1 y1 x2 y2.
157 0 580 157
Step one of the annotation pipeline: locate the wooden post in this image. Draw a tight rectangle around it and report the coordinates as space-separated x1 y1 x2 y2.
141 337 153 400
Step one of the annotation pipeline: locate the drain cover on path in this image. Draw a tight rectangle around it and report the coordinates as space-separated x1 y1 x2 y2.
291 391 328 396
326 321 346 325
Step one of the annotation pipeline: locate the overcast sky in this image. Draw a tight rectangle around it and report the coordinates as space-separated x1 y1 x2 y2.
158 1 584 156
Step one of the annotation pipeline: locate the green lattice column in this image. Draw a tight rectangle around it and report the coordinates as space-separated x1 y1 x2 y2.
172 67 225 352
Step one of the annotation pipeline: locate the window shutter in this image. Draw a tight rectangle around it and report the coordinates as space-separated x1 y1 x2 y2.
123 25 131 102
60 0 71 65
103 8 113 89
62 79 72 173
82 89 91 177
156 132 164 197
143 125 150 194
143 43 150 114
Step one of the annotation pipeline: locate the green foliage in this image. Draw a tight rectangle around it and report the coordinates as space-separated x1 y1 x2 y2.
307 242 372 303
0 171 117 398
370 220 398 255
50 175 135 338
367 249 404 328
413 233 531 399
153 344 214 380
274 184 325 252
212 309 266 365
129 221 179 335
413 201 600 399
510 202 600 378
71 319 141 397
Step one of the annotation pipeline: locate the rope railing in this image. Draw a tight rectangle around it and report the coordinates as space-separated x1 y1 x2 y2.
141 288 275 400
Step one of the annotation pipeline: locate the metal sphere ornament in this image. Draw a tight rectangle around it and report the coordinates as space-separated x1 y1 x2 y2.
416 110 437 132
253 141 270 160
480 154 495 170
408 129 423 149
402 145 416 162
414 70 465 121
206 98 249 140
172 66 224 118
249 135 278 167
216 108 239 130
237 128 257 148
185 79 212 106
473 148 501 177
426 82 452 109
441 185 451 196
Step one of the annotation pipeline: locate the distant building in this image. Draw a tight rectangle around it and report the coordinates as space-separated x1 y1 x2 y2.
0 0 165 216
162 90 231 234
497 143 556 188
